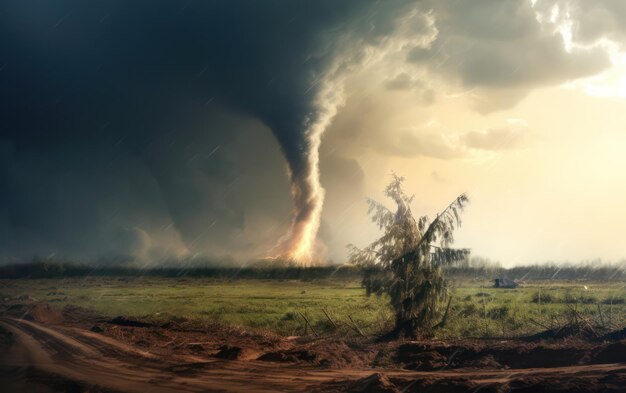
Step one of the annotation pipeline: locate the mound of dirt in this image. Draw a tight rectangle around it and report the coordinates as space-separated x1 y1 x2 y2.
108 316 153 328
160 316 191 329
398 341 591 370
403 350 447 371
309 340 379 369
257 340 378 368
464 354 502 369
585 341 626 364
215 345 259 360
258 349 318 363
524 322 601 341
7 303 65 324
215 345 241 359
397 342 453 370
601 327 626 341
492 345 588 369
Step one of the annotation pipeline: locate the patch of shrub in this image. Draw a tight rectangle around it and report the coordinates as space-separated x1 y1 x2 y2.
563 293 597 304
486 306 509 320
461 303 479 316
313 319 336 332
281 311 297 321
531 292 555 303
601 297 626 305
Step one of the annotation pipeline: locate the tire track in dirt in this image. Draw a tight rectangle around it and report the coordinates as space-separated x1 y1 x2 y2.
1 317 625 392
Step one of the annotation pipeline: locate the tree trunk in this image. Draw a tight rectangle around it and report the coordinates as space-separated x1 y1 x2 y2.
393 314 419 339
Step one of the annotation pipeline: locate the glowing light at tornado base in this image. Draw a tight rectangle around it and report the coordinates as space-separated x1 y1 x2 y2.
268 79 345 266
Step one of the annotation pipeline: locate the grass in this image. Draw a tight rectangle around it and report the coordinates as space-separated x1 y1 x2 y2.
440 281 626 337
0 278 391 335
1 277 625 337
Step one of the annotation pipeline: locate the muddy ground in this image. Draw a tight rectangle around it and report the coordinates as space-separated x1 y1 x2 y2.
1 301 625 392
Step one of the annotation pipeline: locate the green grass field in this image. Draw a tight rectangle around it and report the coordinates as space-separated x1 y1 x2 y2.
1 277 625 337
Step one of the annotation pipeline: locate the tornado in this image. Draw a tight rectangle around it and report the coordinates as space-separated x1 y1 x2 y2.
267 80 345 265
243 2 423 265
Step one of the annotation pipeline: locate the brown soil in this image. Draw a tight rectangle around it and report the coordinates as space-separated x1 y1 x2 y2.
1 302 625 392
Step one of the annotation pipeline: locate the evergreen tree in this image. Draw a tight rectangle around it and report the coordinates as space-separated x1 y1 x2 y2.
348 174 469 337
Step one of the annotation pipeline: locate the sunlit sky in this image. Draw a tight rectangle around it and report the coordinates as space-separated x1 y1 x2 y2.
332 80 626 266
2 1 626 266
319 2 626 266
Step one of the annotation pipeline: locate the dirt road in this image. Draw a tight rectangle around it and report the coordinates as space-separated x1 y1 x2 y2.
1 316 626 392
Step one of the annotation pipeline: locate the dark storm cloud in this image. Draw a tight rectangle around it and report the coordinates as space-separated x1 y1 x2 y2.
547 0 626 47
0 1 416 262
405 0 611 111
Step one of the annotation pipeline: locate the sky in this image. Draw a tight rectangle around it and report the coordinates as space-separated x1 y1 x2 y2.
1 1 626 266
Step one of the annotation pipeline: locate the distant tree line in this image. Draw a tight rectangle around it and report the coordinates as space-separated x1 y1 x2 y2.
0 259 624 281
